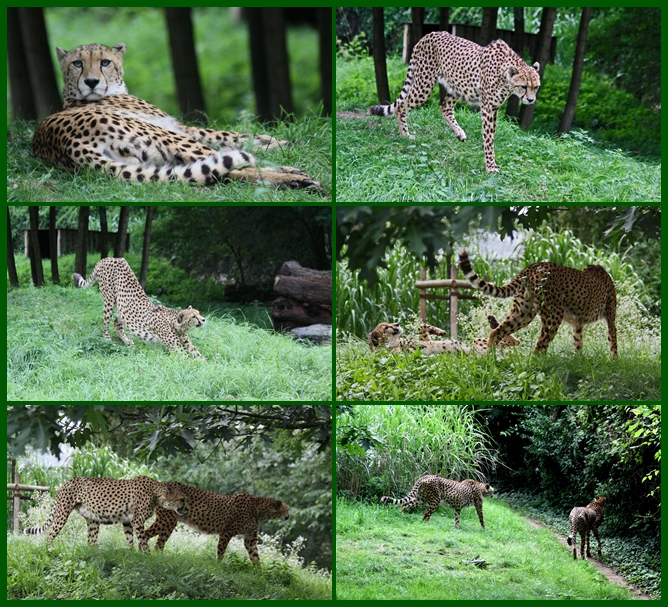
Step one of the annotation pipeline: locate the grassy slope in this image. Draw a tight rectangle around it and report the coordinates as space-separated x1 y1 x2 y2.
335 58 659 202
7 285 332 401
10 530 331 600
336 498 634 600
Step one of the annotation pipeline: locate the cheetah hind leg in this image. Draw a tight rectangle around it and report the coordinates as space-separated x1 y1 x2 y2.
228 165 322 190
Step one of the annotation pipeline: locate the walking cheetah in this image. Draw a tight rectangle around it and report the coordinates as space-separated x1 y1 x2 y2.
381 476 494 528
567 496 606 560
32 42 321 189
73 257 206 357
24 476 188 552
370 32 540 172
458 250 618 356
145 482 290 563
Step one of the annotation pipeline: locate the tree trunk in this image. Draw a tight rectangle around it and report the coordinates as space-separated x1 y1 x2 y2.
408 7 424 61
28 206 44 286
438 8 450 32
480 7 499 45
248 8 293 121
558 8 593 134
165 8 206 124
371 8 390 105
74 206 90 278
18 7 62 118
8 7 36 119
139 207 156 288
98 206 109 259
114 207 130 258
519 7 556 131
318 7 332 115
506 7 525 118
7 209 19 288
49 206 59 284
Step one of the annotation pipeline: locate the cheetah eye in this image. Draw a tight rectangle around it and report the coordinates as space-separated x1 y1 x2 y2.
73 60 83 68
101 59 111 67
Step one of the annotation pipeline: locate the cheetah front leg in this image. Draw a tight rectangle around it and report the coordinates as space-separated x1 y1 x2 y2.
489 300 536 352
535 307 564 353
439 94 467 142
113 318 135 345
473 497 485 528
227 166 321 190
216 532 234 560
243 529 261 563
481 104 500 172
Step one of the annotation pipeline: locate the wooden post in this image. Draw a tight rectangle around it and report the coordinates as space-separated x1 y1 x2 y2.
450 264 459 340
419 267 427 322
12 462 19 534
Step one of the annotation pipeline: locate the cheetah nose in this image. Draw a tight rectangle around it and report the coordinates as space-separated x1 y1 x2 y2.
84 78 100 90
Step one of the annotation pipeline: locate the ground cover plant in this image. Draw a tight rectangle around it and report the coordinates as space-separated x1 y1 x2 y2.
336 57 659 202
336 497 635 600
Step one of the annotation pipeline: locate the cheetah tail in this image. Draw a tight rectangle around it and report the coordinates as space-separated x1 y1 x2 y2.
72 268 97 288
458 249 516 299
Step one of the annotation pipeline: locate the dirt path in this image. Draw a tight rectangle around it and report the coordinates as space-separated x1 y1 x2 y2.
523 517 650 599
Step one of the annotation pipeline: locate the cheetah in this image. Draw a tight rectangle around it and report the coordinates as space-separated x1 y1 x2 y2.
381 476 494 528
458 249 618 356
368 315 520 355
73 257 206 357
23 476 188 552
32 42 321 189
567 496 606 560
144 482 290 563
369 32 541 172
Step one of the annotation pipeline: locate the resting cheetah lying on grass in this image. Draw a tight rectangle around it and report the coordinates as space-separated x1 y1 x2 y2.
32 42 321 189
368 315 520 355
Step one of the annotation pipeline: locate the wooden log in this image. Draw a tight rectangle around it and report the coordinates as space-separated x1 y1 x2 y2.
278 260 331 282
270 297 332 330
274 274 331 305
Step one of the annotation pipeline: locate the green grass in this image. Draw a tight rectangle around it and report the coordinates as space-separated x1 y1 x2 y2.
336 498 635 600
7 285 332 401
10 525 331 599
336 57 660 202
8 113 331 203
336 297 660 401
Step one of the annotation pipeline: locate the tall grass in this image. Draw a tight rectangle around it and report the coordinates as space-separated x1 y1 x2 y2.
336 405 497 499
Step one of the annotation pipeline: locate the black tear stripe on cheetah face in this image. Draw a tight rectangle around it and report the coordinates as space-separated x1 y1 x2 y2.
73 257 206 357
458 250 618 356
145 482 290 563
567 496 606 560
381 476 494 528
31 42 321 189
23 476 188 553
370 31 540 172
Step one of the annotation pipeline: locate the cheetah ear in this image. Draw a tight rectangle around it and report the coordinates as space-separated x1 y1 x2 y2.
112 43 127 56
532 62 540 72
187 305 193 310
507 66 518 77
369 331 380 347
177 312 185 323
273 500 283 510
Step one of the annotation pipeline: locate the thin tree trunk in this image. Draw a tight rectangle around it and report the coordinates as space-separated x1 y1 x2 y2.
139 207 156 288
558 8 593 133
519 7 556 130
28 206 44 286
372 8 390 105
74 206 90 278
8 7 36 119
18 7 62 118
318 8 332 115
49 206 59 284
98 207 109 259
165 8 206 123
114 207 130 258
506 7 526 118
408 7 424 61
7 209 19 288
480 7 499 45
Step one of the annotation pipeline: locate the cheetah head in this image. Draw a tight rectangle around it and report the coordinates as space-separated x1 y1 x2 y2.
506 62 541 105
368 322 403 350
174 306 207 334
57 42 129 107
159 486 189 516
